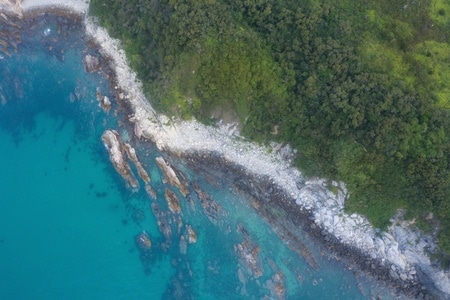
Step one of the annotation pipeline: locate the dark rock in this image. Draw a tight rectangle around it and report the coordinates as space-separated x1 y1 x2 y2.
165 188 181 214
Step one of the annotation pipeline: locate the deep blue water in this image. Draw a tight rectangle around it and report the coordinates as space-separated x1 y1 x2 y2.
0 12 398 299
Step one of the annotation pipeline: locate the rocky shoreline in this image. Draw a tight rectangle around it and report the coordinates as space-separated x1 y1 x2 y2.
177 150 437 299
110 77 449 299
2 1 450 298
89 13 450 299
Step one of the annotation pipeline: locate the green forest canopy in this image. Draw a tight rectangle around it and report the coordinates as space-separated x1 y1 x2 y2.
90 0 450 259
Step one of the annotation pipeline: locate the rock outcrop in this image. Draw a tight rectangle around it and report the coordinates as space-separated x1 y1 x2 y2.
101 130 138 189
83 54 100 73
156 156 189 196
135 231 151 251
96 89 111 113
124 143 150 184
102 130 155 196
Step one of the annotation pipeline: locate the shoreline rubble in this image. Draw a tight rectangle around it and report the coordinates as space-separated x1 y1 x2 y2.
3 0 449 298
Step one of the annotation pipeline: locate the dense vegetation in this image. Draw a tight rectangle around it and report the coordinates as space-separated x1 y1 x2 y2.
90 0 450 256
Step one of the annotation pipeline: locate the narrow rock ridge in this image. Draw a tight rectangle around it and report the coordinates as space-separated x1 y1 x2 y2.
101 129 139 189
101 129 155 196
123 143 150 184
155 156 189 197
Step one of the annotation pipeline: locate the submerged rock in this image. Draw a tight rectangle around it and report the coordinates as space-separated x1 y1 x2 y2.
186 225 197 244
234 225 263 279
179 235 187 254
145 183 157 200
277 223 319 271
266 272 285 300
0 38 9 48
0 87 6 105
0 45 11 57
192 182 221 224
151 202 172 246
135 231 151 251
237 268 248 296
165 188 181 214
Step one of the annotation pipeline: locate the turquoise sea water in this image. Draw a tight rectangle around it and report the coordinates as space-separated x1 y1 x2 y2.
0 12 399 299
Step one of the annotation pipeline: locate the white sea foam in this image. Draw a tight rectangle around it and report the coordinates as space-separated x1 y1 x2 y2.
3 0 450 296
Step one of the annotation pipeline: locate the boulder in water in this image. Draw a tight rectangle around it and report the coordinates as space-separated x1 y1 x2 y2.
136 231 151 251
186 225 197 244
96 89 111 113
83 54 100 73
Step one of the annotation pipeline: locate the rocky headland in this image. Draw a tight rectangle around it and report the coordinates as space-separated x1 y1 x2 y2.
2 0 450 298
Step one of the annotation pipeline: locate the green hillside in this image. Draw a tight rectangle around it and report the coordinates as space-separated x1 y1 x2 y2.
90 0 450 260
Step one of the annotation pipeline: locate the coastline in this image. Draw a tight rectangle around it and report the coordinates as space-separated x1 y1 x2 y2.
87 16 450 299
3 0 450 298
177 150 427 297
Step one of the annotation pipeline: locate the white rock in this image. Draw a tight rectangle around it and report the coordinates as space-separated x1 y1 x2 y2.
386 247 406 270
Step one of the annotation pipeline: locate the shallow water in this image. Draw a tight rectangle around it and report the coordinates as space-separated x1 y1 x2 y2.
0 12 398 299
